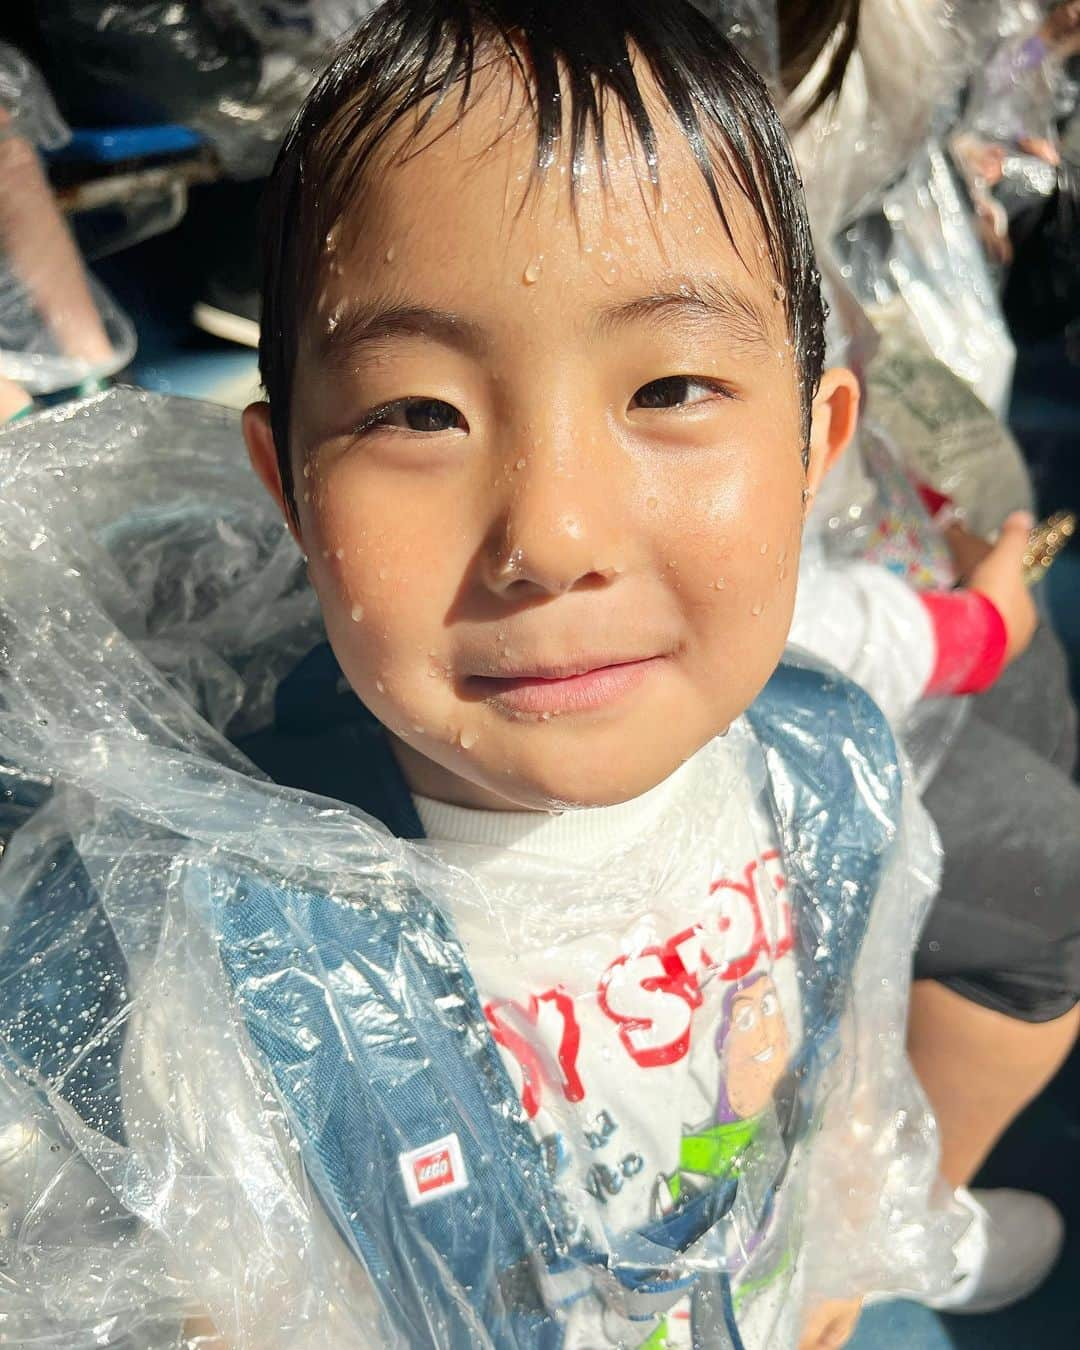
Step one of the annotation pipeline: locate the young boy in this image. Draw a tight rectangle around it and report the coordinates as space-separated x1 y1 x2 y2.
0 2 1035 1347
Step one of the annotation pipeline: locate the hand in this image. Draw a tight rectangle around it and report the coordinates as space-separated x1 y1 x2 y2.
946 512 1038 667
798 1297 864 1350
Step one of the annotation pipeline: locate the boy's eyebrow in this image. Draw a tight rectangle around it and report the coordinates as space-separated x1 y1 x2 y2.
314 276 775 366
315 301 487 367
595 276 774 353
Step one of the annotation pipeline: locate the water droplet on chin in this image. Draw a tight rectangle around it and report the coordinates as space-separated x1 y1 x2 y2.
459 728 478 749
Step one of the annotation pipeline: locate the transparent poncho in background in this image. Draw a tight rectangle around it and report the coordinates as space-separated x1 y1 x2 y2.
789 0 1078 418
0 44 135 396
0 389 960 1346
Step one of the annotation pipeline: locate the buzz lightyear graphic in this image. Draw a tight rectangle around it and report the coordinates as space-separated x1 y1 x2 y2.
642 972 797 1347
654 972 792 1216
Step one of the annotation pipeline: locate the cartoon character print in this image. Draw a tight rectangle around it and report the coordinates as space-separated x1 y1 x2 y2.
653 971 791 1219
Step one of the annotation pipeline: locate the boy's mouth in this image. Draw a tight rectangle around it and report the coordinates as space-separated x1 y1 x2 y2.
465 655 668 715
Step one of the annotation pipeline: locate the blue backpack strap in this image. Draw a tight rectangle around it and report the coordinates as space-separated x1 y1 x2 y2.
746 657 902 1050
0 826 130 1147
213 868 572 1350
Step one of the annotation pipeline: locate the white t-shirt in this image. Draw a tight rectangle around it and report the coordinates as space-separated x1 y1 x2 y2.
412 728 805 1349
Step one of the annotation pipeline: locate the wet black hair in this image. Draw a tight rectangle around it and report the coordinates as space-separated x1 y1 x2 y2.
777 0 861 120
258 0 825 517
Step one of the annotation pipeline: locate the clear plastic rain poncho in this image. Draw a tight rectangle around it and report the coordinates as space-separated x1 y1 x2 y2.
0 389 960 1347
789 0 1079 417
0 44 135 396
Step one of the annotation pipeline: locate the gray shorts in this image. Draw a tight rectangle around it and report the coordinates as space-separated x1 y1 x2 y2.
915 624 1080 1023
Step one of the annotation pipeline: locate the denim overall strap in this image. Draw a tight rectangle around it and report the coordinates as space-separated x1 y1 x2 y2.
214 868 571 1350
746 660 902 1043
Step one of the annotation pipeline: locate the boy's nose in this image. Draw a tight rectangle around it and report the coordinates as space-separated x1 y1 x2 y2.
480 445 625 600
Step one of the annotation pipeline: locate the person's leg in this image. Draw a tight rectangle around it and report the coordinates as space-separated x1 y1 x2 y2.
908 980 1080 1187
915 703 1080 1184
909 700 1080 1308
968 622 1078 777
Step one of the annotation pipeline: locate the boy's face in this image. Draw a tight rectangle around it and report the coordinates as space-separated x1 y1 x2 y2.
246 71 854 811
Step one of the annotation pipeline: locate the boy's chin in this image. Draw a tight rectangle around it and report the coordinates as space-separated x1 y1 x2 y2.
475 738 712 813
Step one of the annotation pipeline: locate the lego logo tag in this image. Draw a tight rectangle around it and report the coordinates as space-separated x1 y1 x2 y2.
399 1133 469 1206
415 1148 451 1193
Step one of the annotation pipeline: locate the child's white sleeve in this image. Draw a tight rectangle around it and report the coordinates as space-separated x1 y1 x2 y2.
789 548 935 727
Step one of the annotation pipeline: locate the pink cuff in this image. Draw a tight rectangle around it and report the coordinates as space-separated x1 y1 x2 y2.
920 590 1009 696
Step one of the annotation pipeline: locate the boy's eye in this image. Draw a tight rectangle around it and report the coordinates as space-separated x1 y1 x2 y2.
630 376 728 411
357 398 467 435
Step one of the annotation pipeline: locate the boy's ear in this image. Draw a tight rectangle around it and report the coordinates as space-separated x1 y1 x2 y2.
804 367 860 505
242 401 303 548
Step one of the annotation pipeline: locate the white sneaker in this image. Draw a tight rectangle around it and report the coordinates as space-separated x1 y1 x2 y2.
924 1186 1065 1315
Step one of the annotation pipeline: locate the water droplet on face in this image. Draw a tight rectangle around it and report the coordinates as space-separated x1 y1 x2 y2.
350 605 364 622
760 542 768 555
515 457 527 471
335 548 345 560
646 496 658 511
712 577 725 590
375 679 386 694
751 601 764 616
522 255 543 284
385 244 396 263
773 283 786 302
459 728 478 750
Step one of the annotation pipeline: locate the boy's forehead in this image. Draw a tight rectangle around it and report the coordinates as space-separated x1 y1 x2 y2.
304 65 780 340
